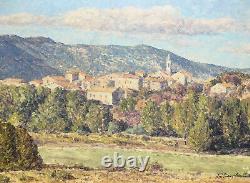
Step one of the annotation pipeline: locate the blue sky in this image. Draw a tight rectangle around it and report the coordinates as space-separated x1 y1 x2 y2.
0 0 250 68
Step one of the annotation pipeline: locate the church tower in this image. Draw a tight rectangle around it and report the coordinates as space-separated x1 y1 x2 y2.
166 54 172 75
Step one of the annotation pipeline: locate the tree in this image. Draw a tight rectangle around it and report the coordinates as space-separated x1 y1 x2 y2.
16 127 43 170
29 88 69 132
221 98 249 147
184 91 199 136
0 122 18 170
66 91 88 132
85 104 111 133
141 101 162 135
188 95 212 151
160 101 176 136
172 103 187 137
108 120 128 134
0 122 42 171
119 97 136 112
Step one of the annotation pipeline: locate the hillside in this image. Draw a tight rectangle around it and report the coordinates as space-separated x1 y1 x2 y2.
0 35 234 81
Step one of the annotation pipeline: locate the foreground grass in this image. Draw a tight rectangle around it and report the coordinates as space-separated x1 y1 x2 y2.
39 146 250 175
1 168 250 183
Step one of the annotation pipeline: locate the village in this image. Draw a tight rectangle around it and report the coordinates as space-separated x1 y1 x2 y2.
1 54 250 106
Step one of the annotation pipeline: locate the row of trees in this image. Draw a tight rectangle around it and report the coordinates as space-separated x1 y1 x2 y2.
0 85 112 133
141 91 250 151
0 84 249 151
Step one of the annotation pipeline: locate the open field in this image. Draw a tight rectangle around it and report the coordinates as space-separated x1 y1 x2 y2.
31 132 190 153
2 133 248 182
39 146 250 175
33 133 250 175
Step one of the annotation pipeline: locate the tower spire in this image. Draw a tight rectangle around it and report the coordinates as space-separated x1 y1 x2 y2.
166 54 172 75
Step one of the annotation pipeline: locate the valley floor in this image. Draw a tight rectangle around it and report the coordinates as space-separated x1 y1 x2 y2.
1 133 250 183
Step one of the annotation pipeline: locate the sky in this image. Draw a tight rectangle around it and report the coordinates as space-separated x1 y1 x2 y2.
0 0 250 68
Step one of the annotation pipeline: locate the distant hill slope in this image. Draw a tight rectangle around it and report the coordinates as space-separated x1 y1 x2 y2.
0 35 237 81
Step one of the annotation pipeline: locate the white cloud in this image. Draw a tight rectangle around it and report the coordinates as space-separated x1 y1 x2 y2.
0 13 58 26
222 44 250 55
0 6 246 36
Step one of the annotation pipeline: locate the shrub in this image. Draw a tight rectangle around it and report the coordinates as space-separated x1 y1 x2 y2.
16 127 43 170
108 121 128 134
18 174 35 182
0 122 42 171
125 124 147 135
49 170 75 181
149 161 164 172
0 175 10 183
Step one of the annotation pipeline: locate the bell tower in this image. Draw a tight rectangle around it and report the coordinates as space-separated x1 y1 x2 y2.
166 54 172 75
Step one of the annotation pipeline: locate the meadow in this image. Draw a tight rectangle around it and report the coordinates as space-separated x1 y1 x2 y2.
1 133 250 182
39 146 250 175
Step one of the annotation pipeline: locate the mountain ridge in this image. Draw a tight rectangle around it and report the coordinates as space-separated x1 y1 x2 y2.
0 34 244 81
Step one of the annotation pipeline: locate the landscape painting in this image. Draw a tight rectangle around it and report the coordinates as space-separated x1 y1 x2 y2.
0 0 250 182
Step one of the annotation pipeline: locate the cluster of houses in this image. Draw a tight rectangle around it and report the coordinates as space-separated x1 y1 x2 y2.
2 55 249 105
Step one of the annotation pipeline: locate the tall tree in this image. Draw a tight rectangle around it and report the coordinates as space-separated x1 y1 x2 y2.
188 95 211 151
141 101 162 135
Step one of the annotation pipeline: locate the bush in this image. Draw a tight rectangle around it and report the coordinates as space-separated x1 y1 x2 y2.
49 170 75 181
18 174 35 182
0 122 42 171
125 124 147 135
108 121 128 134
0 175 10 183
149 161 164 172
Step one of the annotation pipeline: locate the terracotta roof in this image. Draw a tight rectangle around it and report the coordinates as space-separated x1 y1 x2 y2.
148 71 173 80
121 74 140 79
0 78 26 85
172 70 193 78
29 80 43 85
144 77 166 82
43 76 80 90
2 78 25 83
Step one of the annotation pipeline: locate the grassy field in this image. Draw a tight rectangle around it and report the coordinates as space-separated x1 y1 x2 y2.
2 133 246 183
39 146 250 175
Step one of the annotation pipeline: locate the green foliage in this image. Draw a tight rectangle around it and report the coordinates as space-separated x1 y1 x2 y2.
125 124 147 135
108 120 128 134
85 104 111 133
0 123 18 170
48 170 75 181
31 88 70 132
119 97 136 112
16 128 43 170
221 98 249 147
141 101 162 135
188 95 211 151
171 92 249 151
172 103 187 137
0 122 42 171
66 91 88 132
0 175 10 183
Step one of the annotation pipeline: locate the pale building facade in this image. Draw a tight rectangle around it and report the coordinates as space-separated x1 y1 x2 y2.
171 71 192 86
87 87 124 105
210 83 236 95
42 76 80 90
143 77 168 91
114 74 143 91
